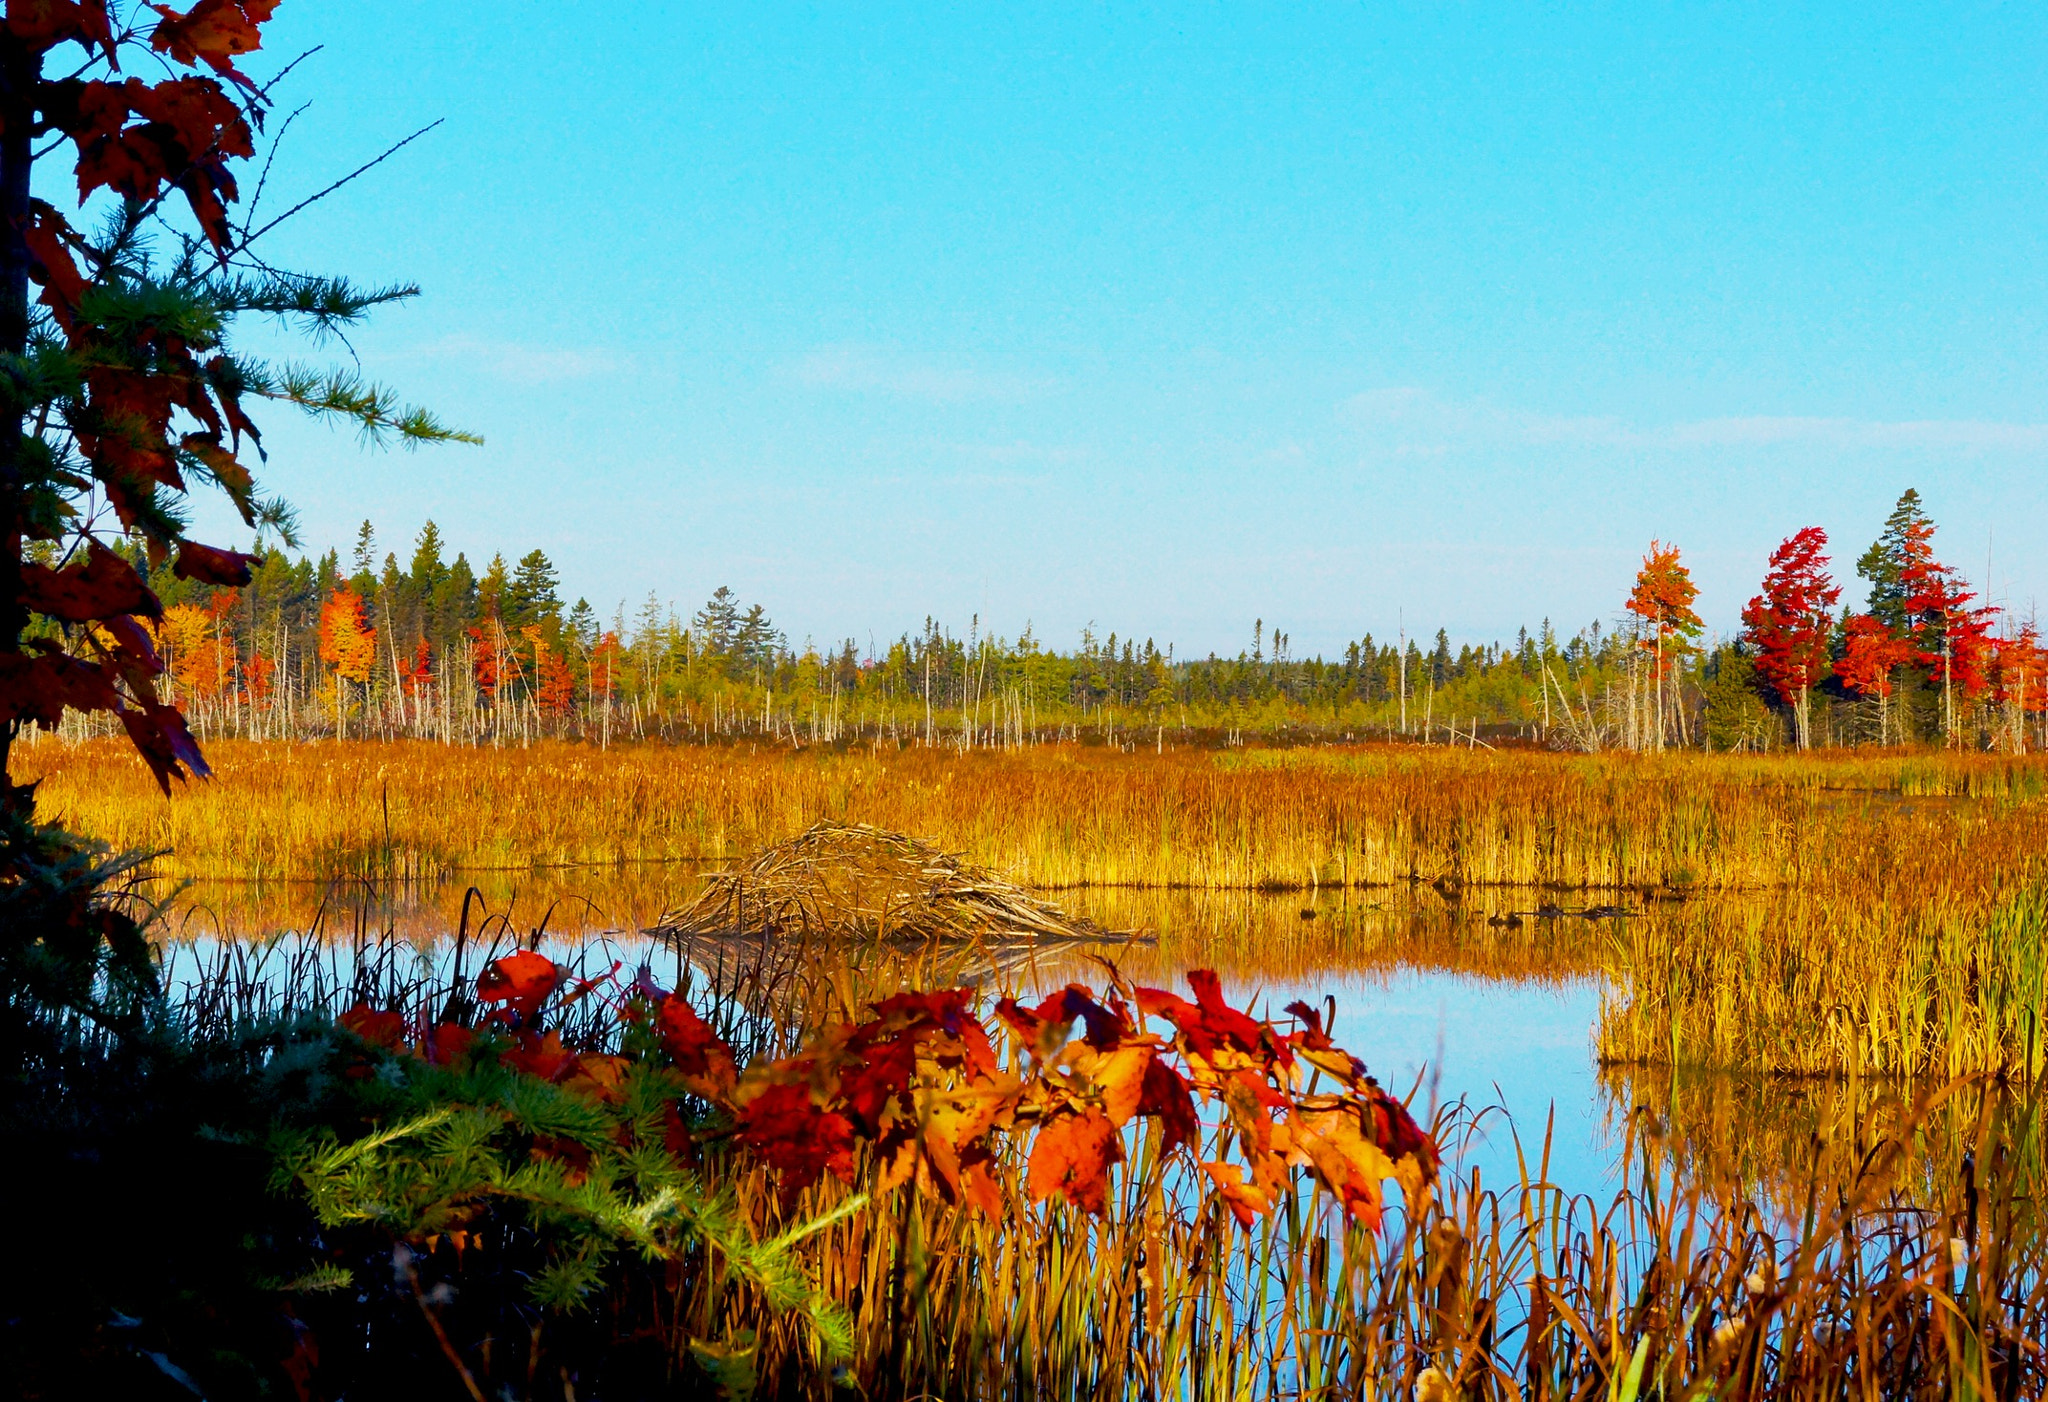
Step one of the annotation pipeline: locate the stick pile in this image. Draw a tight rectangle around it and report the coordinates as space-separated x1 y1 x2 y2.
655 820 1118 947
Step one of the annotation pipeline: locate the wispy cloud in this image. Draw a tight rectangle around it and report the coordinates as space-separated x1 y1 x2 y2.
409 336 623 385
1338 387 2048 455
792 345 1054 403
1658 416 2048 451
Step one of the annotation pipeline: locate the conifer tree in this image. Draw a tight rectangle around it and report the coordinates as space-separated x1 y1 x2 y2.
478 554 511 621
567 597 598 651
409 521 450 599
1856 489 1930 633
694 586 740 660
507 548 560 625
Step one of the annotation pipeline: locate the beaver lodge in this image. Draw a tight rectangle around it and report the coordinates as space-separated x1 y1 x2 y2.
653 821 1139 966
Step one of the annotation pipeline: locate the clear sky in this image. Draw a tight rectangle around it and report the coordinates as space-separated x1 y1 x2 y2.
199 3 2048 657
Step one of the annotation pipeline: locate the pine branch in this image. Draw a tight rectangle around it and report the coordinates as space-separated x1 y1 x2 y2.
250 362 482 449
206 272 422 343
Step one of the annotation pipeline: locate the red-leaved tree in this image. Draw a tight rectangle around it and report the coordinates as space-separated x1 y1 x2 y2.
1834 612 1916 745
1740 527 1841 750
1901 548 1997 743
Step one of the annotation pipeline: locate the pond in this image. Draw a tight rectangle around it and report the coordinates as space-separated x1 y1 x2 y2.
148 867 1739 1212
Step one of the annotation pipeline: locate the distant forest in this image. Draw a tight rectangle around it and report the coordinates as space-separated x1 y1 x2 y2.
40 489 2041 754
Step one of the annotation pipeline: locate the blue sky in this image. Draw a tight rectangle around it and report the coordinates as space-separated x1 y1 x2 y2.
193 3 2048 656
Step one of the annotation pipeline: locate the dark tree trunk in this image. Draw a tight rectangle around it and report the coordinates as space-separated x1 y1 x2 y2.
0 37 36 808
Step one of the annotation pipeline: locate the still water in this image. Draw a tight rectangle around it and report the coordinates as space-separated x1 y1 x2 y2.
156 867 1637 1205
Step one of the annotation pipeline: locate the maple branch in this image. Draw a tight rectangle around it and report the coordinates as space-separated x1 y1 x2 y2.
232 119 446 255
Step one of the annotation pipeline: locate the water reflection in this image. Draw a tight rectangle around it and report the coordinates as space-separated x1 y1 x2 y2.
146 869 2039 1224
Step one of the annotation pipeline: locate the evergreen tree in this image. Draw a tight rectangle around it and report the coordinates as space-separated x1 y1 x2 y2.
568 599 599 652
1857 489 1930 633
507 549 562 626
735 604 778 675
348 521 378 599
439 554 479 648
479 554 511 621
694 587 741 659
410 521 451 599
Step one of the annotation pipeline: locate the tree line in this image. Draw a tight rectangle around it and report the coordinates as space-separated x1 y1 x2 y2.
40 490 2037 754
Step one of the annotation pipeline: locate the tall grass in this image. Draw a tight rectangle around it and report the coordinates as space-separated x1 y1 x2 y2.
25 738 2048 894
1598 884 2048 1081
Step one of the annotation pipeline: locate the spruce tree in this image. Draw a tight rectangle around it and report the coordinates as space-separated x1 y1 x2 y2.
1857 488 1929 633
437 553 478 656
409 521 451 599
479 554 511 620
694 586 741 659
568 598 599 651
507 548 562 625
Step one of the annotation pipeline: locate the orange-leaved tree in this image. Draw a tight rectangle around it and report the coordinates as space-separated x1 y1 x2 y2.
156 594 236 702
1623 540 1702 750
316 586 375 738
535 630 575 717
0 3 474 823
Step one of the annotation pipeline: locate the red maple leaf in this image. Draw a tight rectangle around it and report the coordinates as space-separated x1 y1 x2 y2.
1136 1055 1200 1156
20 540 159 623
338 1002 405 1051
653 993 737 1098
1027 1107 1122 1216
474 950 561 1028
171 539 255 586
499 1029 576 1083
734 1082 859 1197
148 0 274 79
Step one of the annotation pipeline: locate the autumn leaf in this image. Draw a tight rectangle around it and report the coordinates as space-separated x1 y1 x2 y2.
1201 1161 1274 1229
21 203 87 322
172 539 256 586
116 696 210 794
997 983 1130 1057
1136 1055 1200 1156
148 0 273 79
653 993 737 1098
1065 1041 1155 1127
562 1053 632 1104
474 949 561 1027
732 1081 859 1199
21 540 159 623
0 653 119 729
499 1029 576 1083
1290 1101 1399 1228
1026 1107 1121 1216
6 1 114 50
338 1002 405 1051
419 1022 477 1067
